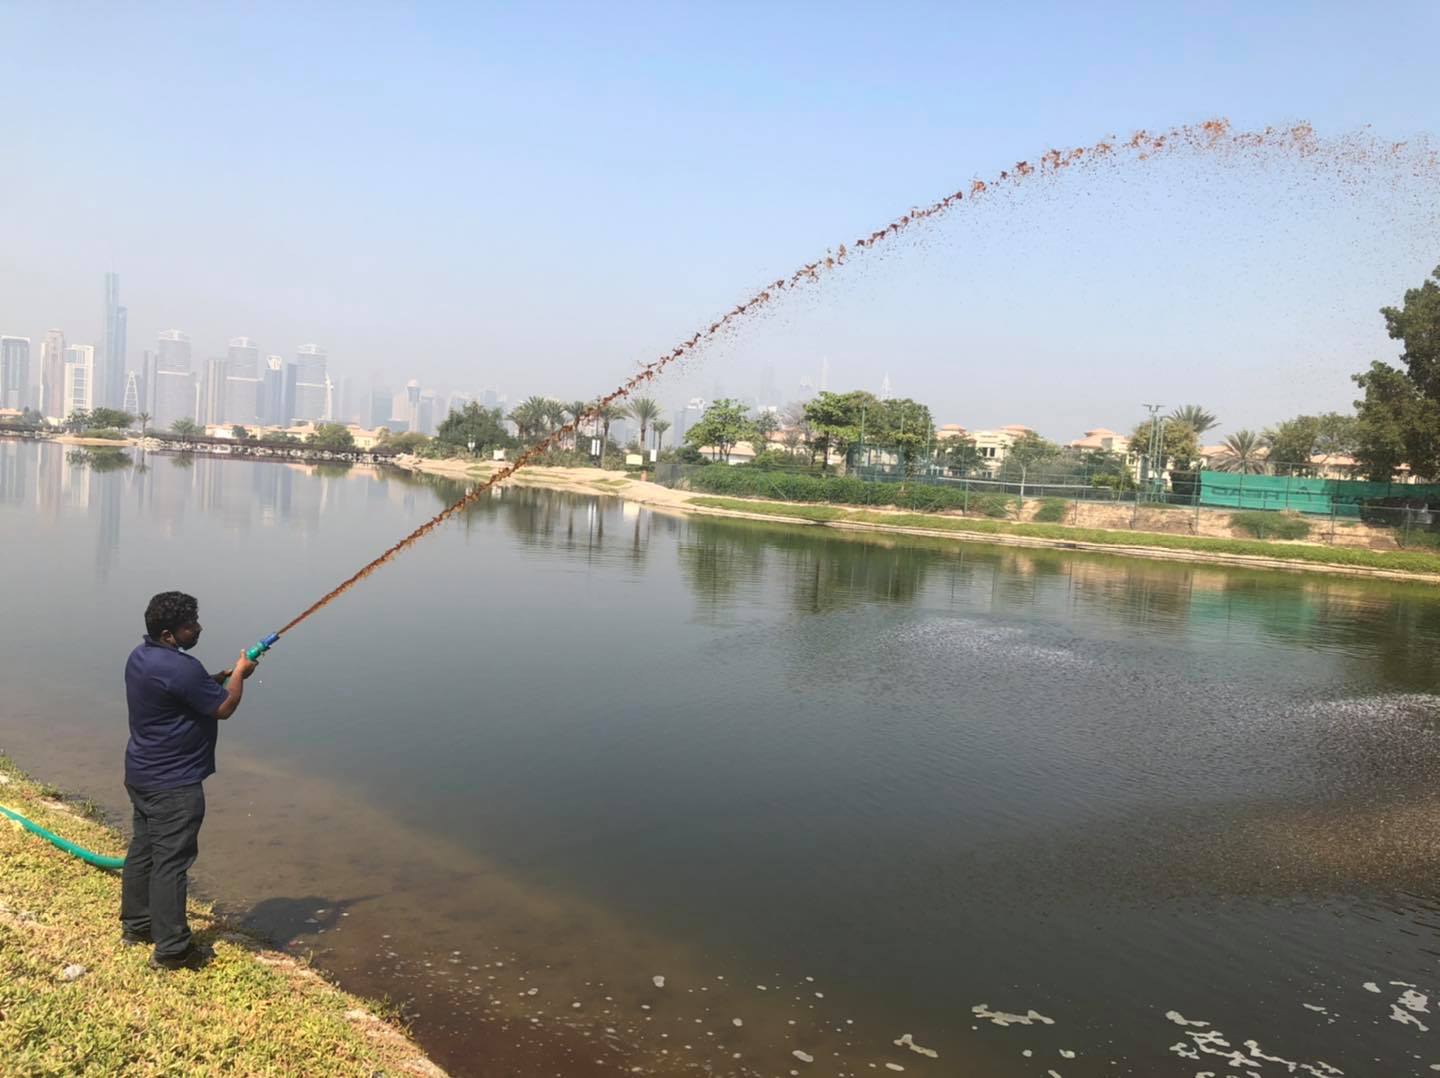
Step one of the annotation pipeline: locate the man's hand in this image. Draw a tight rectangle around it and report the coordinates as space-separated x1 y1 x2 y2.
233 653 258 680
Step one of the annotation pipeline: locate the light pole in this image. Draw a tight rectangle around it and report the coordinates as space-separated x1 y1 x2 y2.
1141 403 1164 501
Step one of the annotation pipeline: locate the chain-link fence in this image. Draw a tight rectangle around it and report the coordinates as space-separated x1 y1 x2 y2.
651 456 1440 553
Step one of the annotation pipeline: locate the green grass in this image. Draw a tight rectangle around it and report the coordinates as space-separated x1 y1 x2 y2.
1230 510 1311 540
1031 498 1069 523
685 495 1440 576
690 497 848 522
0 755 441 1077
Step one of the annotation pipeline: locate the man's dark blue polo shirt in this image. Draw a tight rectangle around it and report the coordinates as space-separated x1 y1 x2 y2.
124 636 230 789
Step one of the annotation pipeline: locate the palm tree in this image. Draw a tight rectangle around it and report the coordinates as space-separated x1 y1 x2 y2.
1168 405 1219 437
542 399 568 436
651 418 671 453
1214 429 1267 474
508 396 551 442
137 412 151 439
171 417 200 437
624 397 661 449
593 401 624 467
566 400 593 446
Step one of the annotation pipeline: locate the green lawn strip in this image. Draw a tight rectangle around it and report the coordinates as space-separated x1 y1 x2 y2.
0 755 440 1077
689 496 848 522
850 512 1440 573
686 495 1440 574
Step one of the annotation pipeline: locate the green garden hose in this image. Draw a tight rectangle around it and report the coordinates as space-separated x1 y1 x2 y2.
0 803 125 870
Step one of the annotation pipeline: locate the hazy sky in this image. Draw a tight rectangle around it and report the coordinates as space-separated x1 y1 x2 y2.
2 2 1437 438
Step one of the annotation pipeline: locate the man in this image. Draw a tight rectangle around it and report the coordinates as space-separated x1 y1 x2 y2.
120 591 257 970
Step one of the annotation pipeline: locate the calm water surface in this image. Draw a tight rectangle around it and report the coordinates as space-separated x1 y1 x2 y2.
5 440 1440 1077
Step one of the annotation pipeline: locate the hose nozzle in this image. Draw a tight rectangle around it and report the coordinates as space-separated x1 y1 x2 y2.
246 632 280 663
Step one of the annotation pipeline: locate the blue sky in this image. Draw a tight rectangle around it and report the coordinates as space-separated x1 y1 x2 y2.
2 2 1437 438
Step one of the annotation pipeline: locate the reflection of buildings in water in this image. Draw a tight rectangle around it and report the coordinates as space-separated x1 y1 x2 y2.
253 461 293 526
0 440 28 504
35 442 62 517
95 464 122 580
63 447 97 510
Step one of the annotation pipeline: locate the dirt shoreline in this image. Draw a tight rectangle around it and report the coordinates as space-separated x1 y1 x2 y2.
396 456 1440 585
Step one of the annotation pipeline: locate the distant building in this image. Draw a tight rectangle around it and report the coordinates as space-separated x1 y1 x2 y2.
201 357 228 425
102 273 126 409
1066 427 1130 454
970 424 1035 466
288 344 329 423
227 337 260 378
0 336 30 410
39 329 67 420
223 375 260 425
444 390 472 419
417 390 437 435
369 387 393 428
261 355 284 425
121 369 143 416
63 345 95 417
151 330 196 429
156 328 191 373
404 380 421 432
933 423 968 442
339 375 361 425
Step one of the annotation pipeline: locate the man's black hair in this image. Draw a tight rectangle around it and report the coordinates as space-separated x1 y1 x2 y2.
145 591 199 638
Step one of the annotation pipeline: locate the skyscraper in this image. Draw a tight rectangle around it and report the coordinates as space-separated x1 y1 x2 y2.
289 344 329 423
261 355 284 425
202 357 228 425
370 387 392 428
151 330 195 429
404 380 421 432
221 343 261 425
417 390 437 435
0 336 30 410
444 390 472 419
63 345 95 417
122 370 143 416
102 273 127 409
39 329 66 420
340 375 361 425
227 337 259 378
156 329 191 373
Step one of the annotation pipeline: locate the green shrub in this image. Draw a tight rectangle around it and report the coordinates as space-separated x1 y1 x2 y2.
1396 530 1440 551
966 492 1014 518
682 466 1025 517
1031 498 1069 523
1230 510 1311 540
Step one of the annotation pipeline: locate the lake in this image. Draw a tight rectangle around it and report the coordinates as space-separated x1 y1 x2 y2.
4 439 1440 1077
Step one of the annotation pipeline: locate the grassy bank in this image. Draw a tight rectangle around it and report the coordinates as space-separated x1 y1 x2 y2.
688 496 1440 576
0 755 443 1077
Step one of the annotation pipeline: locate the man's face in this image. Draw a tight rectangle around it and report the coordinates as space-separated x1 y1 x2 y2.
162 619 202 651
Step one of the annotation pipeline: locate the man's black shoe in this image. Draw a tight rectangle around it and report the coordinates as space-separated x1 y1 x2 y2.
148 944 212 971
120 931 152 948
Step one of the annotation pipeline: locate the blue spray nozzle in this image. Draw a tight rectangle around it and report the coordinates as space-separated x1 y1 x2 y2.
246 632 280 662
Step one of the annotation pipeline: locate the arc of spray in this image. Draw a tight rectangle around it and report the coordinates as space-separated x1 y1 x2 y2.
275 116 1321 638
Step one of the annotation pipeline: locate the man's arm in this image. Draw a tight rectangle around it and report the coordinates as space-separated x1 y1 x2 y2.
214 653 257 720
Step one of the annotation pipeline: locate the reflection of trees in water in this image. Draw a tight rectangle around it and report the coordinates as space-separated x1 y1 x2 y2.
676 525 767 606
66 447 133 472
678 519 938 613
444 485 651 567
